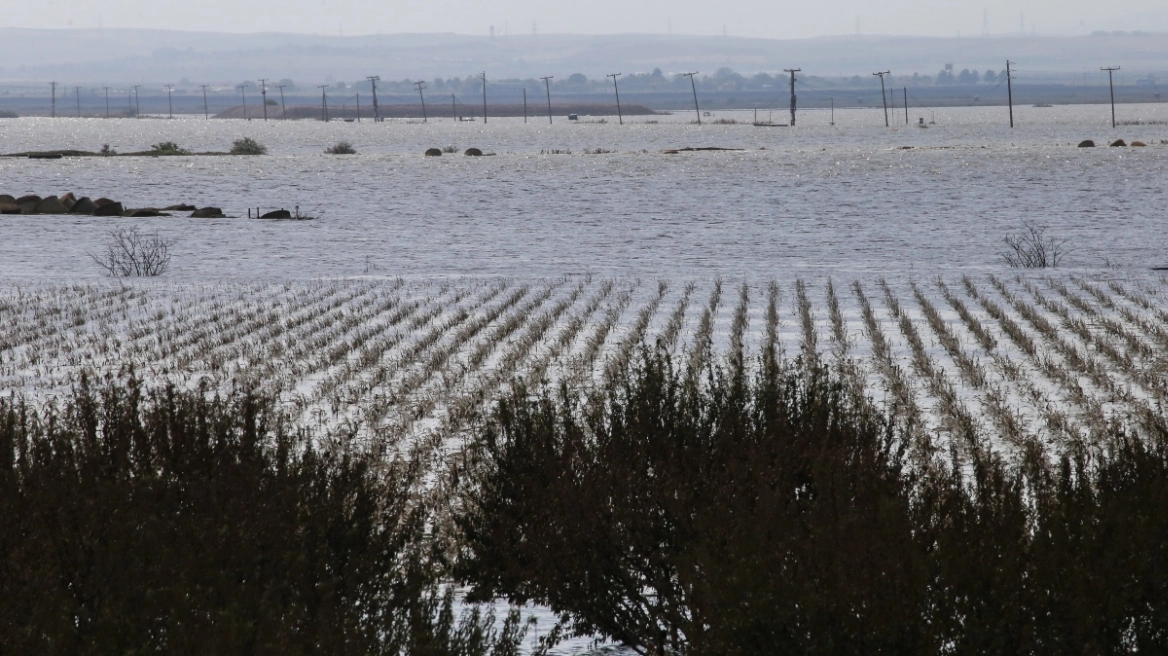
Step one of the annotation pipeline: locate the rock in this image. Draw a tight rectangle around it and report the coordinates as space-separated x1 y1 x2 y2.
1078 140 1095 148
0 203 21 215
260 209 292 219
93 202 124 216
125 208 165 217
16 195 41 213
59 192 76 210
33 196 69 214
70 197 98 214
1110 139 1127 147
425 148 443 156
662 150 680 154
191 207 225 218
164 204 197 211
1132 141 1147 147
0 194 15 205
94 197 118 207
464 148 483 156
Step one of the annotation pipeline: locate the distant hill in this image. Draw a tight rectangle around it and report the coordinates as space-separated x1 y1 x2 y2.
2 28 1168 84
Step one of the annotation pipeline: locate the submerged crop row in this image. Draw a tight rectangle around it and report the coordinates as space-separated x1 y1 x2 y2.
2 273 1168 462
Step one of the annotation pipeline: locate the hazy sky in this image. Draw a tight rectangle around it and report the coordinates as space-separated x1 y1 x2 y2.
4 0 1165 38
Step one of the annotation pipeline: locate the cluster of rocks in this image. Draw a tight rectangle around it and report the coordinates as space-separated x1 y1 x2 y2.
1078 139 1149 148
0 193 224 218
424 148 490 156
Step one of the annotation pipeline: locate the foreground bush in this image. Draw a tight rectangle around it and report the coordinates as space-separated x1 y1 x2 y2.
456 349 1168 654
326 140 357 154
0 375 529 655
148 140 190 155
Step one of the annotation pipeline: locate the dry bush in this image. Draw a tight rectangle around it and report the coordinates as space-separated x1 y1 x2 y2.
1001 221 1071 268
89 226 174 277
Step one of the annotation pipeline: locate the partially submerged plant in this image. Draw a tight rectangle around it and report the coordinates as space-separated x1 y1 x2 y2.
326 141 357 155
1001 221 1071 268
149 141 190 156
89 226 174 277
230 137 267 155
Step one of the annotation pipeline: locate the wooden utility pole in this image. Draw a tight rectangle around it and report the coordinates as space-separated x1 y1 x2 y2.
523 88 527 122
1102 66 1121 128
50 81 57 117
164 84 174 118
872 71 890 126
682 72 700 124
608 73 623 124
132 85 141 118
317 85 329 122
367 76 380 121
481 72 487 123
415 81 428 122
258 79 269 120
1006 61 1015 127
103 87 110 118
904 87 909 125
237 83 249 120
200 85 209 119
452 93 457 121
784 68 800 126
276 85 287 120
75 86 81 117
540 76 554 124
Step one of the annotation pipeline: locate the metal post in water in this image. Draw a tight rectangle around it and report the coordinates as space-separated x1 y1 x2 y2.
1006 61 1015 128
608 73 623 124
872 71 890 126
200 85 209 119
784 68 800 126
1102 66 1121 128
415 81 428 122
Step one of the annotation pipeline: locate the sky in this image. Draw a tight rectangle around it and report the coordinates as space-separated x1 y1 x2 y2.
3 0 1166 38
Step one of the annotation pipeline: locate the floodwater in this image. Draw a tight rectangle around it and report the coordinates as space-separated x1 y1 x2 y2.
1 103 1167 280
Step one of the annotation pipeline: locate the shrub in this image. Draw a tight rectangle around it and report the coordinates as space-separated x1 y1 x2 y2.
326 141 357 154
455 348 1168 654
148 141 190 155
0 376 535 655
89 226 174 277
442 145 458 153
230 136 267 155
1001 221 1071 268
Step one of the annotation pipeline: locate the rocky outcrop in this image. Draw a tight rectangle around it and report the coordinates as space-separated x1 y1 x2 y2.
1110 139 1127 147
1132 141 1147 147
1078 140 1095 148
0 203 20 214
260 209 292 219
464 148 483 156
0 194 15 205
125 208 165 217
59 192 76 211
93 202 125 216
33 196 69 214
164 204 197 211
71 197 98 214
16 195 42 213
191 207 225 218
425 148 443 156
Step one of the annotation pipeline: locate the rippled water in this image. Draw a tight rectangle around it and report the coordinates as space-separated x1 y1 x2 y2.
2 102 1167 280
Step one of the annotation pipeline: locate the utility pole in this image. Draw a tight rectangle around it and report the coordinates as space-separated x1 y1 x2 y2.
258 79 269 121
75 86 81 117
1102 66 1121 128
367 76 380 121
452 93 456 121
540 76 554 124
608 73 623 124
237 82 249 120
682 72 700 124
50 81 57 118
784 68 800 126
904 87 909 125
164 84 174 118
1006 61 1015 127
103 87 110 118
200 85 209 119
356 92 360 122
415 81 428 122
831 98 835 125
276 85 287 120
132 85 141 118
318 85 329 122
523 88 527 122
872 71 890 126
481 72 487 123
